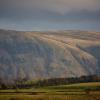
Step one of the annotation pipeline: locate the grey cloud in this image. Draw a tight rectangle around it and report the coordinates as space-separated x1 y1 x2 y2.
0 0 100 21
0 0 100 14
0 0 100 31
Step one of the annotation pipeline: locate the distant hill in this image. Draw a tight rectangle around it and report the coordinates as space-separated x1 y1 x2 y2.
0 29 100 83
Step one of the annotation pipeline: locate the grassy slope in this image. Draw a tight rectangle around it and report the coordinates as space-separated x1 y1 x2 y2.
0 30 100 81
48 82 100 88
0 82 100 100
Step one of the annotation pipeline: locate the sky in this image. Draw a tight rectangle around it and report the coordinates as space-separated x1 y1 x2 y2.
0 0 100 31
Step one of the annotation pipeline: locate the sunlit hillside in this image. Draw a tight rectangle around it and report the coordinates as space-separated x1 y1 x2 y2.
0 29 100 83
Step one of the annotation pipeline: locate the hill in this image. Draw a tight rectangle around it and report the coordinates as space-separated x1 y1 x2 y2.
0 29 100 83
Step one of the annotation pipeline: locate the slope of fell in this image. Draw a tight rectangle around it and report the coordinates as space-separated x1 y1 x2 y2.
0 30 100 83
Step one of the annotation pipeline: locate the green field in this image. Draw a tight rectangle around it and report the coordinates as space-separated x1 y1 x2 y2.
0 82 100 100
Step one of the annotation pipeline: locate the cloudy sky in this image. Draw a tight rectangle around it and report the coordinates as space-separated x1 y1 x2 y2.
0 0 100 31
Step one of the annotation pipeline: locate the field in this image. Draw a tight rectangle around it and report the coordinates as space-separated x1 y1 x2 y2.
0 82 100 100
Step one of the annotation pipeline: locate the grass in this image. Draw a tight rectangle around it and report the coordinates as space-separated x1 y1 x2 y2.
0 82 100 100
45 82 100 91
0 94 100 100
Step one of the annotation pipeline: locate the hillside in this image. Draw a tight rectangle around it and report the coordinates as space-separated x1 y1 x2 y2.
0 29 100 83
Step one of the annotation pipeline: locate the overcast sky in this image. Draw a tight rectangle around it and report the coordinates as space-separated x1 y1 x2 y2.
0 0 100 31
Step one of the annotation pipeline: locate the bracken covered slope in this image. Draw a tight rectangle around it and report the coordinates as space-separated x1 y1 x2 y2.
0 30 100 83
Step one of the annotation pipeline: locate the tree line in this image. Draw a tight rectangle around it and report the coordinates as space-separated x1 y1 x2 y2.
0 75 100 89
